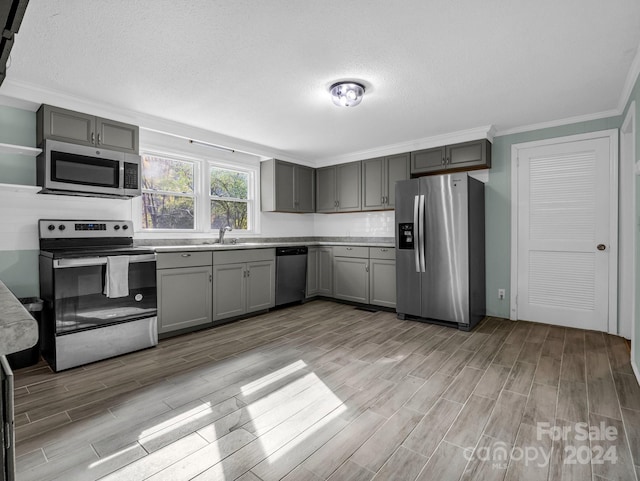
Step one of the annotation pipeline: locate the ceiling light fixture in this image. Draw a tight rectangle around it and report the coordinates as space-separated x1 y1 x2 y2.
330 81 365 107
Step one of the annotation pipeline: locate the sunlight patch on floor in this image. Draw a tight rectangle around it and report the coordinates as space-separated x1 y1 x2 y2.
137 401 213 439
240 360 307 395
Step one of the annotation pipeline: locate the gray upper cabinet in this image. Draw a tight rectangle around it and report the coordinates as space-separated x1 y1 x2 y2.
447 139 491 170
410 146 445 175
37 104 139 154
316 161 361 213
316 166 337 212
295 164 315 212
95 117 139 153
411 139 491 175
261 159 315 213
362 153 409 210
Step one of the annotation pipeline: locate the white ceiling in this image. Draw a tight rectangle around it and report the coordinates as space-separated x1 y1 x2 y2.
4 0 640 163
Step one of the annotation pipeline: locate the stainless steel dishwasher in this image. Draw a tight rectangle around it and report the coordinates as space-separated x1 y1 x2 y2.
275 246 308 306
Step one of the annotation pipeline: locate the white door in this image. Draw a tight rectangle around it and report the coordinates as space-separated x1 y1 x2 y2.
514 133 617 331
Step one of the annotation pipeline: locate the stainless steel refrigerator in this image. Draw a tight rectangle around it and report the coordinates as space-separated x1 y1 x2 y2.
395 173 485 331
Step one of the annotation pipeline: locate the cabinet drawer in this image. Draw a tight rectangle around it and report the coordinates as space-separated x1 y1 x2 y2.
156 251 212 269
369 247 395 260
332 246 368 258
213 248 275 265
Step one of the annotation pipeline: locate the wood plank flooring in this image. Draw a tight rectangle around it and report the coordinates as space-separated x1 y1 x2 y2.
12 300 640 481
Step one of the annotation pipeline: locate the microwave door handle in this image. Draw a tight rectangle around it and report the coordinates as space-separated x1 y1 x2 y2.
53 254 157 268
413 195 420 273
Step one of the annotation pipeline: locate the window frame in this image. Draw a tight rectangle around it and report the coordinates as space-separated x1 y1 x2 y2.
208 162 254 232
137 150 259 236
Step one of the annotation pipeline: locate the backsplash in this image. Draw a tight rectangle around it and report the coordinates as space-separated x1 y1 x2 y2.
313 211 395 237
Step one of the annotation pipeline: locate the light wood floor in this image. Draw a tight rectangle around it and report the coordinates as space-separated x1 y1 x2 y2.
12 300 640 481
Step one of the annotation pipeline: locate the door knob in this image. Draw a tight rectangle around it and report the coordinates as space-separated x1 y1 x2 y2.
597 244 606 251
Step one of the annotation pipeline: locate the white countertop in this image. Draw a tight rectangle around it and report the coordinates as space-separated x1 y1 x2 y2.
0 281 39 357
151 241 395 253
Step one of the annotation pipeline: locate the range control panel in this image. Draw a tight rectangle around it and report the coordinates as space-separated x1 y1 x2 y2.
39 220 133 239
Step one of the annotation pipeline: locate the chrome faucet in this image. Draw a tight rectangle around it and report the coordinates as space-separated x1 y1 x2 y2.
218 225 232 244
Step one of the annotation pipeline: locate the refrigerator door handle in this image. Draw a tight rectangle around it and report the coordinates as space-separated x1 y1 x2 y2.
413 195 420 272
419 194 426 272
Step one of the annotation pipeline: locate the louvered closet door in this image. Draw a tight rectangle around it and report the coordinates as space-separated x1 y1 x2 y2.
517 137 611 331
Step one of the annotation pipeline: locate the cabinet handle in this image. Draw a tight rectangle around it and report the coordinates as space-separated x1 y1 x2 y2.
441 157 445 165
209 274 212 282
365 264 369 272
346 247 352 250
91 132 95 143
446 157 450 164
181 253 191 257
97 133 101 145
247 270 250 277
381 248 388 252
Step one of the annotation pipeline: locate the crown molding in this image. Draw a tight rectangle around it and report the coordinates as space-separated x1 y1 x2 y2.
313 125 495 167
0 79 300 162
494 108 621 138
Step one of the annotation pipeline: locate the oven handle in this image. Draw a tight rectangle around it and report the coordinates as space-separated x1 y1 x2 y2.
53 254 157 269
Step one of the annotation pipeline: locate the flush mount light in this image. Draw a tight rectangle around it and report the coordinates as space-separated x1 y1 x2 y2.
330 81 365 107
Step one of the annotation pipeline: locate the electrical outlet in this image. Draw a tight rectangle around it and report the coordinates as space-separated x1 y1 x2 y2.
498 289 505 300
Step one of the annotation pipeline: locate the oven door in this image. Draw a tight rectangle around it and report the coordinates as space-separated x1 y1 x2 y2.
52 254 157 335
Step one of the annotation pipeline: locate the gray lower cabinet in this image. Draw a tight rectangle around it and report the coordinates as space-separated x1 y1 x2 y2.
331 246 396 307
362 153 409 210
316 161 362 212
307 246 333 297
306 247 318 297
369 248 396 308
37 104 139 154
411 139 491 175
318 247 333 296
333 246 369 303
212 249 275 322
212 263 246 320
156 251 213 335
261 159 315 213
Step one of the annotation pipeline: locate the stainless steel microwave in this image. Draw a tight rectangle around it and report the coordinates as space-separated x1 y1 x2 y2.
37 140 141 198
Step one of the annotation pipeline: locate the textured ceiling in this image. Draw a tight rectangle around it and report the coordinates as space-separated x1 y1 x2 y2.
4 0 640 162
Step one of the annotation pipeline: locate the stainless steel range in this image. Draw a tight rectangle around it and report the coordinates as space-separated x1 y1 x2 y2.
38 219 158 371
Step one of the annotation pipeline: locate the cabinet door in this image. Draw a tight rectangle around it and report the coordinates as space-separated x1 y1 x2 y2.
336 161 361 212
274 161 296 211
385 153 410 209
96 118 139 154
295 165 315 212
333 256 368 303
369 259 396 308
361 157 385 211
157 266 212 334
446 139 491 170
246 260 275 313
213 263 246 321
411 146 445 174
318 247 333 296
38 105 95 147
306 247 319 297
316 166 337 212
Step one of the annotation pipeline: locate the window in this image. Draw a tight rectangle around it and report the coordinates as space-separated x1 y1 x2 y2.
139 151 257 233
141 155 196 230
210 166 250 230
